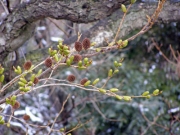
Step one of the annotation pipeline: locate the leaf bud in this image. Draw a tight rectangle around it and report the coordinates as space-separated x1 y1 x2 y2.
78 60 83 67
142 91 149 96
92 78 100 85
108 69 113 77
66 59 71 66
0 75 4 83
123 96 132 101
99 88 106 94
115 95 123 100
84 80 91 86
121 4 127 13
20 78 27 84
110 88 119 92
153 89 159 96
113 69 119 74
18 81 26 87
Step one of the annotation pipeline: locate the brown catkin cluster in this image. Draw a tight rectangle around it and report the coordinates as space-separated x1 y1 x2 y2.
33 77 39 84
23 114 30 121
82 38 90 50
80 78 88 85
45 57 53 67
67 74 76 82
75 41 82 52
73 54 82 62
13 101 20 110
23 61 32 70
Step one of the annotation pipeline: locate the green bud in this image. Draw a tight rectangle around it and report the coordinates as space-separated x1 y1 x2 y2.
64 50 70 55
108 69 113 77
59 128 65 132
83 57 89 65
24 87 30 92
99 89 106 94
123 96 132 101
84 80 91 86
0 119 5 125
123 40 128 47
96 48 101 52
6 123 10 127
11 95 16 101
20 78 27 84
121 4 127 13
19 87 26 91
91 42 96 46
70 56 74 63
28 81 33 86
153 89 159 96
0 67 4 74
146 95 151 99
110 88 119 92
118 63 122 66
113 69 119 74
115 95 123 100
66 59 71 66
78 61 83 67
117 39 122 45
54 54 59 62
30 74 36 82
131 0 136 4
142 91 149 96
17 66 22 74
0 75 4 83
92 78 100 85
37 69 42 76
5 98 10 104
114 61 119 67
18 81 26 87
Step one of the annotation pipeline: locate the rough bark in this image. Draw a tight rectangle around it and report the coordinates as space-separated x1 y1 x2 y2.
0 0 127 62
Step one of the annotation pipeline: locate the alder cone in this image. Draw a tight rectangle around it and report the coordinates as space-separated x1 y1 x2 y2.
80 78 88 85
13 101 20 110
33 77 39 84
74 41 82 52
23 61 32 70
73 54 82 62
23 114 30 121
67 74 76 82
82 38 90 50
45 57 53 67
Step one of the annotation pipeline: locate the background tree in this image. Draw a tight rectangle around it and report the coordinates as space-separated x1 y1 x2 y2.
0 0 180 135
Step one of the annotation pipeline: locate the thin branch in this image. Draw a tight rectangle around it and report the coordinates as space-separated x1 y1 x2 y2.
47 94 70 135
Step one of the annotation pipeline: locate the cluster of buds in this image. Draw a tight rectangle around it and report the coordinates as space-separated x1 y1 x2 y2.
6 95 21 109
141 89 162 99
117 39 128 49
108 69 119 77
57 42 70 56
0 65 4 83
115 95 132 101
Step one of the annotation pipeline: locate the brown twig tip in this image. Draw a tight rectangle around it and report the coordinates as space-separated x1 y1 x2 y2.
82 38 90 50
33 77 39 84
45 57 53 67
23 114 30 121
80 78 88 85
12 101 20 110
73 54 82 62
67 74 76 82
23 61 32 70
75 41 82 52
